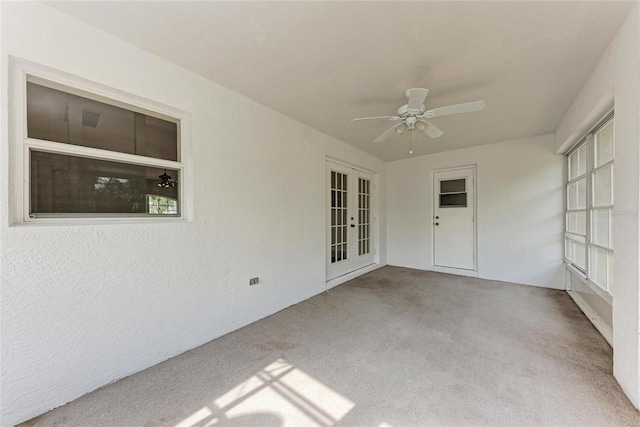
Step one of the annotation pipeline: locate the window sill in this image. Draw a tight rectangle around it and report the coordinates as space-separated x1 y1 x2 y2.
12 216 190 227
565 261 612 304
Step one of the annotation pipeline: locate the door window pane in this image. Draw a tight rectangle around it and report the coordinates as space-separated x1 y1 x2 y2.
440 179 465 193
358 177 371 256
440 193 467 207
27 82 178 161
330 171 348 264
30 151 179 215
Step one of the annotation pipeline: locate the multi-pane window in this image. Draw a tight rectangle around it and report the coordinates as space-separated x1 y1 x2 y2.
565 114 614 295
147 195 178 215
20 74 184 221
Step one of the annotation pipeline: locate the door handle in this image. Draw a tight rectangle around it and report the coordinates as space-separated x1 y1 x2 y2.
351 224 355 228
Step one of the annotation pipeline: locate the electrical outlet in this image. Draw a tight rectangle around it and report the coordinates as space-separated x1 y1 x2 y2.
249 277 259 286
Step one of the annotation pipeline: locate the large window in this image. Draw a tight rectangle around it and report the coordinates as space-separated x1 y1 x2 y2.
565 113 614 295
16 68 186 222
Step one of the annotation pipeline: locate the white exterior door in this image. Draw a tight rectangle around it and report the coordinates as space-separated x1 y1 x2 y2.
433 167 476 271
327 161 375 280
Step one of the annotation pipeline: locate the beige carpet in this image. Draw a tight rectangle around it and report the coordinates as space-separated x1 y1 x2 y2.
22 267 640 426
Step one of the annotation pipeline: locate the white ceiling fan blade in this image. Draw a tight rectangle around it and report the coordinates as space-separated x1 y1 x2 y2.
424 121 444 139
426 101 486 118
351 115 401 122
407 88 429 111
374 123 403 143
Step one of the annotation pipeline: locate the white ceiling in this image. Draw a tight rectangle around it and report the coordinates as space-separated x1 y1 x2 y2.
48 1 634 162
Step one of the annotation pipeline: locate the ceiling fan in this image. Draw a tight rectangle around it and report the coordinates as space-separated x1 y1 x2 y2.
351 88 486 144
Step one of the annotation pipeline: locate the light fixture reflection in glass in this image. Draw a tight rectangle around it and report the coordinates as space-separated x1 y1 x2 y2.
158 169 177 188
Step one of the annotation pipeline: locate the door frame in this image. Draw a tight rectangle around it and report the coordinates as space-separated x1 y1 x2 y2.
431 164 478 273
325 158 380 285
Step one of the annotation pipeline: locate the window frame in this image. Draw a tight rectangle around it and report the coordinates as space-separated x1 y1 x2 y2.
11 58 192 224
564 111 614 300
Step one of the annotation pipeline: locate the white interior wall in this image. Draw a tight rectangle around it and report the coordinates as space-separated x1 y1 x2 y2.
0 3 386 425
386 134 564 289
555 3 640 409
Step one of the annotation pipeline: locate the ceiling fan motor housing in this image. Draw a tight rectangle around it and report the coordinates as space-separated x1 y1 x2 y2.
397 104 426 117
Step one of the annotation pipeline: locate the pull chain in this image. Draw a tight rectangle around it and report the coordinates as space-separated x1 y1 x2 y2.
409 129 414 154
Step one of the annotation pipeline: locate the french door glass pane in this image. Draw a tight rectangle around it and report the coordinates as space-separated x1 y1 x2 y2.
30 150 179 215
566 210 586 235
330 171 348 263
593 165 612 207
595 120 614 167
589 246 612 291
592 209 612 248
27 82 178 161
568 143 587 180
358 177 371 256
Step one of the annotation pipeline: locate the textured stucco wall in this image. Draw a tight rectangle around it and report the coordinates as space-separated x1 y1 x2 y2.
386 134 565 289
0 3 386 425
555 3 640 409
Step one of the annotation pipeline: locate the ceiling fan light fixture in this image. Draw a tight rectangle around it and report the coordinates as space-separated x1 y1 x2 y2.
396 123 408 134
415 121 427 133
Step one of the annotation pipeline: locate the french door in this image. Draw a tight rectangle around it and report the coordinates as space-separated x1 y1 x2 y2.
326 161 375 280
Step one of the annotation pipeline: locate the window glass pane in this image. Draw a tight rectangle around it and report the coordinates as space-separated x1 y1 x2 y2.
566 210 586 235
440 193 467 207
27 82 178 161
595 120 614 167
440 179 465 193
567 178 587 210
592 209 612 248
593 165 612 207
589 246 612 292
568 143 587 180
565 235 586 270
30 151 179 215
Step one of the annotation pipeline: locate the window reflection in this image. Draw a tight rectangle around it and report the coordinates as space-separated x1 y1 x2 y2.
30 151 179 215
27 82 178 161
